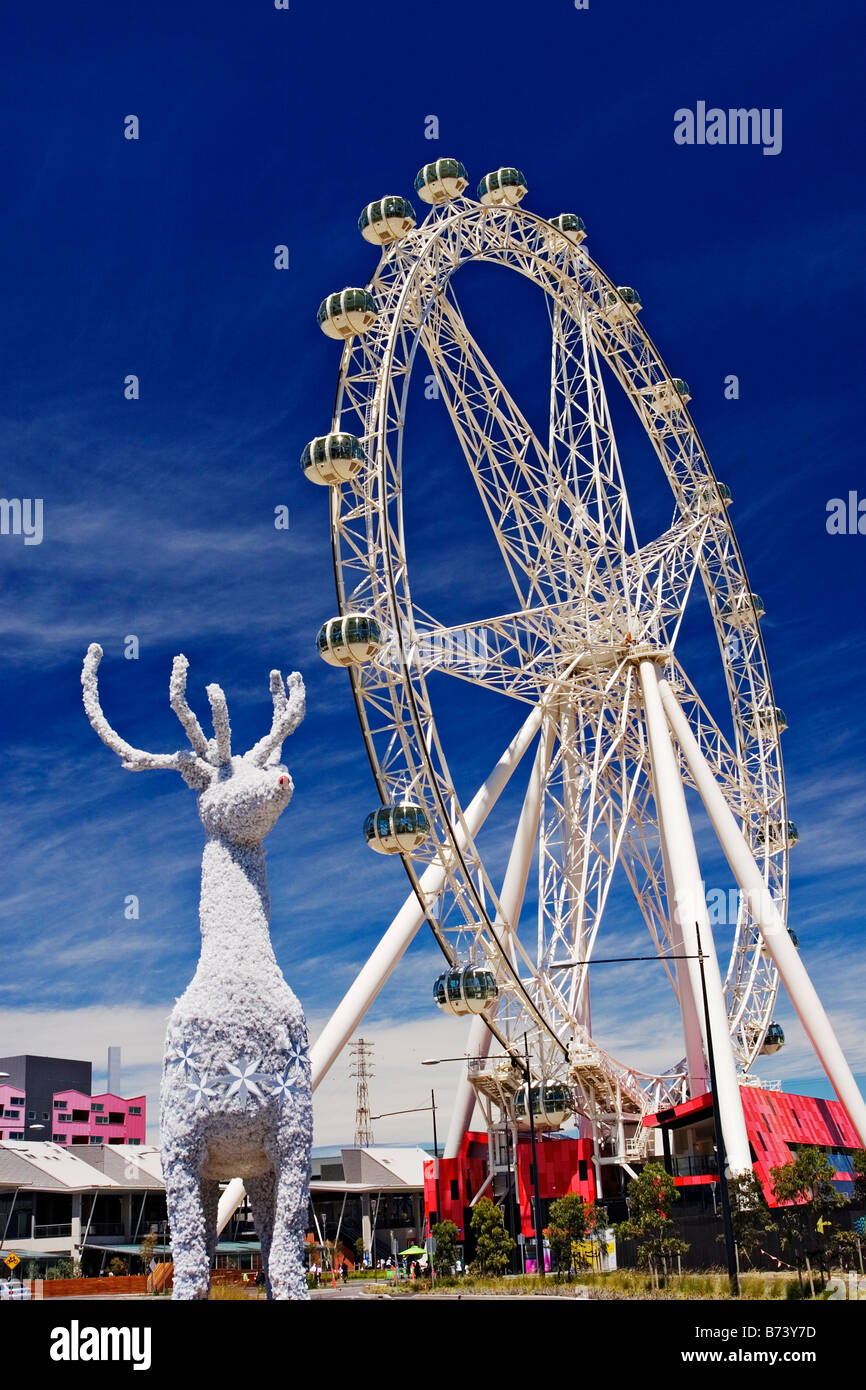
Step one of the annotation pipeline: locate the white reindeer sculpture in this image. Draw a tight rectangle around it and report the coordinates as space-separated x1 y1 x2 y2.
81 643 312 1300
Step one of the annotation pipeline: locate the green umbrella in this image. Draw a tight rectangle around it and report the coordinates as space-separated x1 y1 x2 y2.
399 1245 427 1257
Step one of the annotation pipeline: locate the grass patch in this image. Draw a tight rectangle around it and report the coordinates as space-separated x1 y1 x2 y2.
383 1269 804 1300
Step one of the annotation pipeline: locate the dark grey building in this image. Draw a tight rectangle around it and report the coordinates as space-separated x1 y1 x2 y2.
0 1056 92 1141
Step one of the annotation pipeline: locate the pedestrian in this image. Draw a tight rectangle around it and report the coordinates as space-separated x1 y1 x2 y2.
455 1256 463 1277
340 1261 348 1283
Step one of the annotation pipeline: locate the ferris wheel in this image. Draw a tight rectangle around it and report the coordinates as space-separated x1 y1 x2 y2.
301 160 866 1175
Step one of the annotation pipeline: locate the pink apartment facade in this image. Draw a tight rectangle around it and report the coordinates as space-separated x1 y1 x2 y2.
0 1082 145 1146
51 1089 146 1146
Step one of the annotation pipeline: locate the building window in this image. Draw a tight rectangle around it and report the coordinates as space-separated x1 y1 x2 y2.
128 1106 142 1116
95 1117 109 1125
11 1097 24 1105
128 1139 141 1146
58 1113 73 1123
71 1110 89 1123
5 1109 20 1119
90 1103 104 1113
108 1112 125 1125
28 1110 36 1120
52 1134 67 1143
89 1136 103 1145
450 1179 459 1201
71 1136 88 1145
53 1100 67 1110
9 1132 24 1139
41 1111 49 1120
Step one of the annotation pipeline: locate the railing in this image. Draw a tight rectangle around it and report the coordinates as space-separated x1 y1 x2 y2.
671 1155 718 1179
34 1223 73 1237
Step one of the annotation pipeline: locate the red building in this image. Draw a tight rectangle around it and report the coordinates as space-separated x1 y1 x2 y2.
423 1129 596 1241
422 1086 861 1243
642 1085 859 1205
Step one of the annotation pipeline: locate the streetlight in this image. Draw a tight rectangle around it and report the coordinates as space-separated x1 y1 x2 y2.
370 1092 440 1284
423 1041 546 1279
550 941 741 1297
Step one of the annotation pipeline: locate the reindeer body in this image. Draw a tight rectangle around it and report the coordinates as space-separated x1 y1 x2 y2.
82 647 312 1300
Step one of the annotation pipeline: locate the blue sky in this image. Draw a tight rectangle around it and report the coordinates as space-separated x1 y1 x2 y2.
1 0 864 1146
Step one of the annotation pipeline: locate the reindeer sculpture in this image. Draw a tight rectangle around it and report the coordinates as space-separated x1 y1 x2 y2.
81 643 312 1300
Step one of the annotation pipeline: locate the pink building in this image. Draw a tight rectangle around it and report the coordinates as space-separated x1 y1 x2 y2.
0 1083 27 1140
50 1089 146 1147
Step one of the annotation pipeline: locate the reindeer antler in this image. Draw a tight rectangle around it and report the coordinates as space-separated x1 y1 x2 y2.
82 644 214 785
248 670 305 766
206 683 232 765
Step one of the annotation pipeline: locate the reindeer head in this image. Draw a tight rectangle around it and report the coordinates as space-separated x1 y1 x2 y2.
81 645 305 847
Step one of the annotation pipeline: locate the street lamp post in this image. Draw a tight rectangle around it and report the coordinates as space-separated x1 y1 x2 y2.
423 1044 546 1278
369 1095 440 1286
522 1033 546 1278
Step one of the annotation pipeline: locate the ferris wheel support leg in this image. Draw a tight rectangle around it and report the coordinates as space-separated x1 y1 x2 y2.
443 723 552 1160
308 704 543 1091
639 660 753 1175
659 680 866 1147
638 665 709 1100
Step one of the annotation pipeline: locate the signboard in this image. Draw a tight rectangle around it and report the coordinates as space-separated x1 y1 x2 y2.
4 1253 21 1270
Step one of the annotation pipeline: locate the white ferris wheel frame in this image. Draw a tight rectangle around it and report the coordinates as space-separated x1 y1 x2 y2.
327 197 784 1098
216 186 866 1237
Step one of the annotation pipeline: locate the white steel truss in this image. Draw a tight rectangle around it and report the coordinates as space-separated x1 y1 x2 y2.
324 193 792 1153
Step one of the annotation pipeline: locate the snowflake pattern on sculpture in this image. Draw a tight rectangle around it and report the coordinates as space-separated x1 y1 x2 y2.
185 1070 220 1110
168 1048 307 1110
167 1042 205 1076
220 1053 273 1104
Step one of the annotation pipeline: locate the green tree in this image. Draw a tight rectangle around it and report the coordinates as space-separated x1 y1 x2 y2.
614 1162 688 1286
469 1197 514 1276
354 1235 365 1268
721 1171 777 1269
139 1231 158 1271
547 1192 598 1277
770 1146 846 1292
431 1220 459 1274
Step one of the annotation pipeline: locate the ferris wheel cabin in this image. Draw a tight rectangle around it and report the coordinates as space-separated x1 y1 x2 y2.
363 804 430 855
316 614 384 667
358 196 416 244
414 158 469 205
548 213 587 245
433 964 499 1017
302 432 366 486
317 288 379 340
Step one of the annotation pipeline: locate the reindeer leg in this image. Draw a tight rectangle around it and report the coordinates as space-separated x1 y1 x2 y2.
202 1179 220 1276
265 1138 311 1301
245 1171 276 1298
163 1151 211 1301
